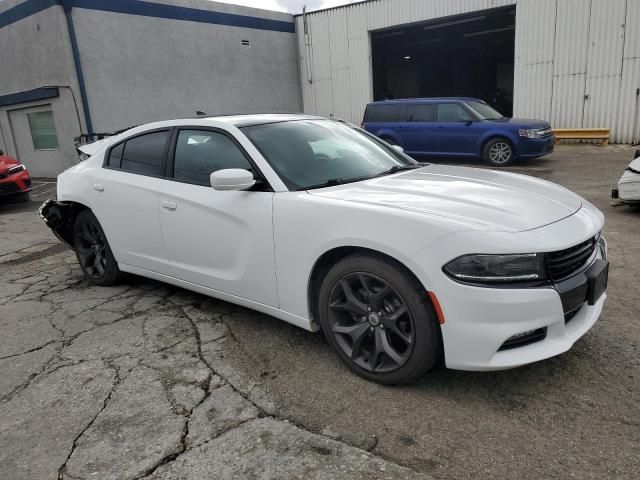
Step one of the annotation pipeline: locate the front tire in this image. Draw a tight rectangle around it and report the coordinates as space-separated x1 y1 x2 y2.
73 210 121 286
317 253 442 384
483 137 514 166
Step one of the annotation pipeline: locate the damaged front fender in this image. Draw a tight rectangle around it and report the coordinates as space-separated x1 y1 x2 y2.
38 199 81 247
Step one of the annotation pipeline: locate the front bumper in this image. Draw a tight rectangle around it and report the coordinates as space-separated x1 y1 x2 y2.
411 204 606 371
518 135 555 158
0 170 31 197
38 198 76 246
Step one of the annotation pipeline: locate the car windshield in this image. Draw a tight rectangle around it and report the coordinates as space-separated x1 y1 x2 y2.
242 120 417 190
465 101 504 120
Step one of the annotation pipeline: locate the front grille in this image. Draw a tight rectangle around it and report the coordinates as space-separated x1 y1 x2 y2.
499 327 547 351
0 182 20 194
547 237 597 281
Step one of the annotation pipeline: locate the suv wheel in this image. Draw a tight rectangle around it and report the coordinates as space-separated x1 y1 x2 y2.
484 138 514 166
317 253 442 384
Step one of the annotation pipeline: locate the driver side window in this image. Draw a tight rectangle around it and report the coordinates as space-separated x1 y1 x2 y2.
437 104 473 122
173 130 252 186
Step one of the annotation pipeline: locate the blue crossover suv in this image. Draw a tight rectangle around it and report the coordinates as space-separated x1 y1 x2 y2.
362 98 555 166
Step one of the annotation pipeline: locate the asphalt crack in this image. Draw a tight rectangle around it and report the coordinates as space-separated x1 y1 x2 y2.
57 362 121 480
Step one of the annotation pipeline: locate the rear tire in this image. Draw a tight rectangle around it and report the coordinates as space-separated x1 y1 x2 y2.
317 253 442 384
483 137 514 166
73 210 121 286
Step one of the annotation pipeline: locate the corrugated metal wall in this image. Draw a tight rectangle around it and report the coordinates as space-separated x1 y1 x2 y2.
296 0 640 144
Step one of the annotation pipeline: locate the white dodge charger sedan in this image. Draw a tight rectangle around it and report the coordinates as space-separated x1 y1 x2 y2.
40 114 609 384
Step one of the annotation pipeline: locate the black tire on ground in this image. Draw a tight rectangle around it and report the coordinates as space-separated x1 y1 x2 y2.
483 137 515 166
73 209 121 286
317 253 443 385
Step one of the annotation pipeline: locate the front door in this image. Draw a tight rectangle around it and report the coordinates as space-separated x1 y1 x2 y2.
156 128 278 307
432 103 479 156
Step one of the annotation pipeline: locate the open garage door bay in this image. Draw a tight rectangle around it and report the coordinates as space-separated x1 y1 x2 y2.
371 7 515 116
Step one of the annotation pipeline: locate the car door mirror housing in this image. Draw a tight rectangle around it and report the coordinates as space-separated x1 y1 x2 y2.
210 169 256 191
391 144 404 153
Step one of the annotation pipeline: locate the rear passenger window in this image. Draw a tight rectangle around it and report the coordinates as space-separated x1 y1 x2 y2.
121 131 169 176
364 104 408 122
407 104 436 122
107 142 124 168
173 130 252 186
437 104 473 122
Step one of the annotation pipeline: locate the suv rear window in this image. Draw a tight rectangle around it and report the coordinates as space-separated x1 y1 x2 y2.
364 104 407 122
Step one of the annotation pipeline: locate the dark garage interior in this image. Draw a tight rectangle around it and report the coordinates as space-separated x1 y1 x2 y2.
371 6 516 116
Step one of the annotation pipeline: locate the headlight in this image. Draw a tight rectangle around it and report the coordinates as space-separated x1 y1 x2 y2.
7 164 25 175
443 253 546 284
519 129 543 139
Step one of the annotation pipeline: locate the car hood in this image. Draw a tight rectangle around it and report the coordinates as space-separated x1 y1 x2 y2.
488 118 550 128
308 165 582 232
0 155 19 175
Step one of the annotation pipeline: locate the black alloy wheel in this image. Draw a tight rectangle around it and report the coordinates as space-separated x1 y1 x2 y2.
328 272 414 373
73 210 121 285
318 253 442 384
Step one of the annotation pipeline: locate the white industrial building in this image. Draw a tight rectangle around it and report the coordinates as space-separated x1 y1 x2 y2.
1 0 639 177
295 0 640 144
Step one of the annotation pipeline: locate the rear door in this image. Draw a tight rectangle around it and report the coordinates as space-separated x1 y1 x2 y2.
89 129 171 272
433 103 481 156
155 127 278 306
402 103 437 154
362 104 410 146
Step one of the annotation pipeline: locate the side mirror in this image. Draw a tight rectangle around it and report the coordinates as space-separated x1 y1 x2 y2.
210 168 256 191
391 144 404 153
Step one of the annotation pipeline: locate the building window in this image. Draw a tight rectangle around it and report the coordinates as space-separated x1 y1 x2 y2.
27 110 60 150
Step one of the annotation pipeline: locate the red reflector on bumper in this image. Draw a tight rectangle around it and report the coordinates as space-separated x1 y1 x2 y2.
427 291 445 324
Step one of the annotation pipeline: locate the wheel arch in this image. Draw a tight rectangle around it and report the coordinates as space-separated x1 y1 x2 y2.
479 132 519 158
307 245 430 326
40 200 91 247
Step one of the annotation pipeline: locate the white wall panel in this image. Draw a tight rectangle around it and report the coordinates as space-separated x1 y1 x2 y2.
616 58 640 144
514 0 556 65
553 0 590 75
550 74 586 129
586 0 626 77
514 61 554 120
583 76 621 131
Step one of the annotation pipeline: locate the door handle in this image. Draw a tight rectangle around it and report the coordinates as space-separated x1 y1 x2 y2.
93 184 104 192
161 200 177 211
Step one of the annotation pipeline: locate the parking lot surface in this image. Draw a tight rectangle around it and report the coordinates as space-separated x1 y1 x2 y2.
1 145 638 479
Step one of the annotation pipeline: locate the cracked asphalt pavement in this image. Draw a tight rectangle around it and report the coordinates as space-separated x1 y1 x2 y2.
1 146 639 480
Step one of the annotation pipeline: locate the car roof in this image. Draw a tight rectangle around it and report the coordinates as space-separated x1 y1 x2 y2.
368 97 481 105
190 113 324 127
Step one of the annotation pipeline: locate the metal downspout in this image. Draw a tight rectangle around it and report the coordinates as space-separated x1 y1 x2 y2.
62 0 93 135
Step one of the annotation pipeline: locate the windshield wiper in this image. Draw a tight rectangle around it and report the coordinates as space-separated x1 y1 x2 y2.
303 178 350 190
375 164 419 177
